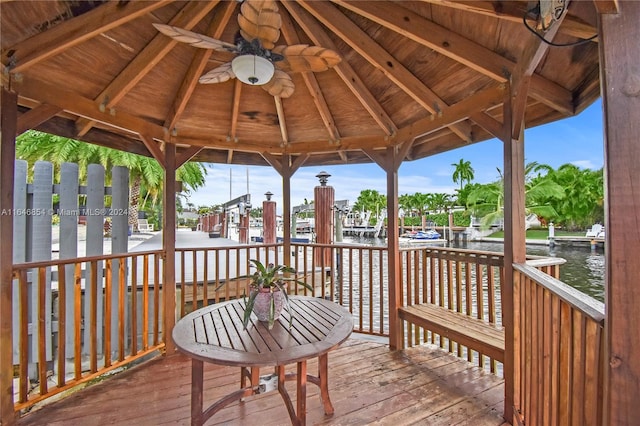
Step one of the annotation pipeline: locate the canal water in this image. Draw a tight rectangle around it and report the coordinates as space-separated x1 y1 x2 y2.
341 236 605 302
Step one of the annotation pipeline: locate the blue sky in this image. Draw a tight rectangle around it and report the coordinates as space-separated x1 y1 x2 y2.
187 100 604 212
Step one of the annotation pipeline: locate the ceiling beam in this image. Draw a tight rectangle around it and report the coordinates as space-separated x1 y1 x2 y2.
2 1 172 73
102 1 219 109
336 0 575 116
510 1 569 138
76 1 219 137
300 0 473 144
176 145 204 168
274 96 289 146
165 1 237 133
420 0 598 41
279 6 340 143
140 133 166 167
280 0 398 137
16 104 61 135
395 84 505 142
15 75 167 141
230 80 242 141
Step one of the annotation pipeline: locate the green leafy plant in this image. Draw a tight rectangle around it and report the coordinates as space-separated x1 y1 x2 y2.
241 259 313 329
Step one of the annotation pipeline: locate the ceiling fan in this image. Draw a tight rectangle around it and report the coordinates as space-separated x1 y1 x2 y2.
153 0 341 98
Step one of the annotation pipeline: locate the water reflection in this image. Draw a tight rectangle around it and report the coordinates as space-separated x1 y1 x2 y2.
341 236 605 302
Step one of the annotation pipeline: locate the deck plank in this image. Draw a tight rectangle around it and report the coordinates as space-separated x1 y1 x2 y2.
17 337 504 425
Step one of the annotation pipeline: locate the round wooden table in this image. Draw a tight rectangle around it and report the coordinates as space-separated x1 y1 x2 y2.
172 296 353 426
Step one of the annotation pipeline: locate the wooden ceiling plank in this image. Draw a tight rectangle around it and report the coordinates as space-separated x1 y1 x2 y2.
15 76 167 141
140 133 166 167
396 84 505 142
421 0 598 41
280 0 397 136
300 0 473 143
102 1 220 109
16 104 61 135
165 1 238 133
279 6 340 142
3 1 173 73
337 0 574 116
274 96 289 145
176 145 204 169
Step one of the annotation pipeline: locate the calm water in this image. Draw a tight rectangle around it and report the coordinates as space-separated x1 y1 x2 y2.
341 236 605 302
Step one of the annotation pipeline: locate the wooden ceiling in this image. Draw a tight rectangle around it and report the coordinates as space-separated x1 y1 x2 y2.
1 1 601 168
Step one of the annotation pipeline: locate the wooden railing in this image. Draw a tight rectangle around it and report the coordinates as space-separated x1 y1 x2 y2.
174 243 389 336
9 240 584 414
11 250 164 411
513 263 605 426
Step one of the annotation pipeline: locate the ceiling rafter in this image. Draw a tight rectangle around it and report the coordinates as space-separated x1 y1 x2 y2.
280 0 397 137
509 2 569 139
396 84 505 143
176 145 204 168
230 79 242 141
420 0 598 41
274 96 289 145
335 0 575 116
75 1 219 138
2 1 172 73
16 75 167 140
16 104 61 135
297 0 474 144
279 5 340 144
140 133 166 167
165 1 238 133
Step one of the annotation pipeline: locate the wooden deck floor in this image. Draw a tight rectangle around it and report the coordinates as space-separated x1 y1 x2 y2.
17 337 505 425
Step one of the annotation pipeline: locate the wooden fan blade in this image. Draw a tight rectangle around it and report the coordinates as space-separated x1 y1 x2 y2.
272 45 341 73
238 0 281 50
153 23 237 52
199 63 235 84
262 70 295 98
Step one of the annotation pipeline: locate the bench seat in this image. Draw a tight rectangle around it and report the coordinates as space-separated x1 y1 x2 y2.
398 303 505 362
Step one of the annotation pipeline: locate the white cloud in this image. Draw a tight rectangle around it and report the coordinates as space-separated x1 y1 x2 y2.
571 160 598 169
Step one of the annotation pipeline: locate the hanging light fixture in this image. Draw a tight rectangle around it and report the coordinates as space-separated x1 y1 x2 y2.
231 55 274 85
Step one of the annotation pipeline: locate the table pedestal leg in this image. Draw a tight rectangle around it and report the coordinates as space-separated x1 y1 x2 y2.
318 353 334 415
191 359 204 426
297 360 307 425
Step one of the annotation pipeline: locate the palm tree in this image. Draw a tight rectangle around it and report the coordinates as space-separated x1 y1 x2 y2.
466 162 564 229
352 190 386 224
16 131 207 231
452 159 475 192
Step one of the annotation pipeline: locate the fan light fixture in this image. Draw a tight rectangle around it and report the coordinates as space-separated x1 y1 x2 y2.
232 55 274 85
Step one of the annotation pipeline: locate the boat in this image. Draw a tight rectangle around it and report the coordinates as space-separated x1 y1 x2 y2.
398 230 447 245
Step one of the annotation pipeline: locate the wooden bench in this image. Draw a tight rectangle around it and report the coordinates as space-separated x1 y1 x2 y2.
398 303 505 362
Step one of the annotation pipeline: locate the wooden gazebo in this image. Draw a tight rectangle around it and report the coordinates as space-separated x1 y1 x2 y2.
1 1 638 424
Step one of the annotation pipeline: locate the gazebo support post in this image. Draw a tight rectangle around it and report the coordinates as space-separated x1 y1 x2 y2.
599 2 640 422
162 142 177 354
0 88 17 425
365 142 411 351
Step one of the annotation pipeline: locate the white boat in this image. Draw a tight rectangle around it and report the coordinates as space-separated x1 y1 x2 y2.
397 230 447 245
